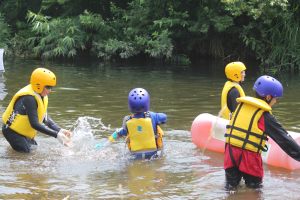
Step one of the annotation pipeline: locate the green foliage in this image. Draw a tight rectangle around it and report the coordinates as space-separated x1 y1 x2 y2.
189 4 234 34
10 28 33 57
153 8 189 30
0 13 11 49
222 0 300 72
145 30 173 58
258 18 300 73
26 11 86 59
221 0 288 19
1 0 300 70
79 10 104 31
27 11 51 34
93 39 138 60
92 0 178 60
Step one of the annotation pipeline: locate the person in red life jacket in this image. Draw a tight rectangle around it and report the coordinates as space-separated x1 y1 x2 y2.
224 75 300 189
108 88 167 160
2 68 72 153
221 61 246 119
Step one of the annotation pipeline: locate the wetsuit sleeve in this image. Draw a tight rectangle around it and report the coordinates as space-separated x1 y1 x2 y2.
227 87 240 113
148 112 167 134
151 112 167 124
23 96 59 138
263 112 300 161
117 115 130 137
44 114 61 132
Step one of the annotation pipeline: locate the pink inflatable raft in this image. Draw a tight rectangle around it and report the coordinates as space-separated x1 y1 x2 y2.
191 113 300 170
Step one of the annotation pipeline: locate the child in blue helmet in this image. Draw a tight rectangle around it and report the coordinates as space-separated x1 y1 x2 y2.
109 88 167 159
224 75 300 189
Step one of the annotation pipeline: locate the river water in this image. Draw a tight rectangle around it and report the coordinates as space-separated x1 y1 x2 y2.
0 59 299 199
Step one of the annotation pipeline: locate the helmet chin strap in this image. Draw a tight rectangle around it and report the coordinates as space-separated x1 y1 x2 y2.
265 95 273 104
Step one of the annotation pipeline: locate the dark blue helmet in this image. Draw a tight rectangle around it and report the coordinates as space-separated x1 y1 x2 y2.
253 75 283 98
128 88 150 113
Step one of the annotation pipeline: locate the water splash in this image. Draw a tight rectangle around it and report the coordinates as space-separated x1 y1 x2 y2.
72 116 112 134
68 116 113 153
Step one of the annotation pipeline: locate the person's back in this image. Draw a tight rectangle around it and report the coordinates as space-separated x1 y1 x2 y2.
109 88 167 159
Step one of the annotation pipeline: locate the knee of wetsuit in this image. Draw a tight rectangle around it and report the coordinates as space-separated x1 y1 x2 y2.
245 180 262 189
225 167 242 189
225 183 238 191
243 173 262 189
12 138 36 153
12 144 31 153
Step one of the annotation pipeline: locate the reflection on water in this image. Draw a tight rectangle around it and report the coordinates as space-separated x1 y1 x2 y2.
0 59 300 199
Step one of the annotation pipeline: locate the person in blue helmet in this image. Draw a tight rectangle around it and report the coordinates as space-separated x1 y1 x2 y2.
224 75 300 189
108 88 167 159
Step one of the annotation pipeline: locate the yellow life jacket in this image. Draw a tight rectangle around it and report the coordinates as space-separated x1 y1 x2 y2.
221 81 245 119
156 125 164 150
126 113 164 152
2 84 48 139
225 96 271 153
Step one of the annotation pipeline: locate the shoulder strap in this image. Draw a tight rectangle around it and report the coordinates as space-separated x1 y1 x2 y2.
144 111 150 118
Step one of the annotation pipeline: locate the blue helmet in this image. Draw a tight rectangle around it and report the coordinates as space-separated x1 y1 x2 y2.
128 88 150 113
253 75 283 98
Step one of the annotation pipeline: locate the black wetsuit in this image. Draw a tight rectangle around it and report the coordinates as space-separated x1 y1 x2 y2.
225 111 300 189
227 87 240 113
264 112 300 161
2 95 61 152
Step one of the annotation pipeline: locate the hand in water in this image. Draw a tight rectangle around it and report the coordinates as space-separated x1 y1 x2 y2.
95 140 110 150
57 129 73 147
95 131 118 150
95 143 104 149
108 131 118 142
63 129 73 138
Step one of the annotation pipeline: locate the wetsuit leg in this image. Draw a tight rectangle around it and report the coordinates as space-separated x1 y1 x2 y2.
2 126 36 153
225 167 242 189
243 172 262 188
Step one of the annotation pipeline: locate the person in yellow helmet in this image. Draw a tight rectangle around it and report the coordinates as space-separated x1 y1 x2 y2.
221 61 246 119
2 68 72 153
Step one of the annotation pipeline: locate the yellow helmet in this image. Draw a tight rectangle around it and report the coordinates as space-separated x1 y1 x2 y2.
225 61 246 82
30 68 56 93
